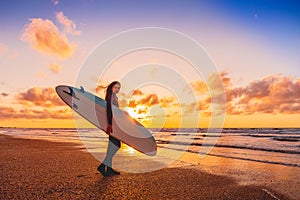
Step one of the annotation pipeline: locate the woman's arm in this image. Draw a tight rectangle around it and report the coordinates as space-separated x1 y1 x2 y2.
106 93 113 125
106 93 113 133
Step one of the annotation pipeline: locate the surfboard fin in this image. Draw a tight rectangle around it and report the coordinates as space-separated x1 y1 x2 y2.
80 86 85 93
72 103 78 109
63 87 79 100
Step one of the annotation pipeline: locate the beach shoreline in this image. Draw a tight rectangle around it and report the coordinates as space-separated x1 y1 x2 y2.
1 134 297 199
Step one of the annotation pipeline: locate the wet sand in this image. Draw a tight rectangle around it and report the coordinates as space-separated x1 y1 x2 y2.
0 135 292 199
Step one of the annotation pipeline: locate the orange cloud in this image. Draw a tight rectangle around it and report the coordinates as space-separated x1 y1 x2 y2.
48 63 61 73
0 107 15 118
139 94 159 106
190 80 208 94
22 18 75 58
182 102 198 113
132 89 143 96
95 85 106 95
55 11 80 35
128 99 138 108
0 106 72 120
100 74 300 117
16 87 65 107
201 72 228 116
160 96 175 107
137 108 147 114
190 72 230 95
1 86 73 121
128 93 177 110
207 71 228 92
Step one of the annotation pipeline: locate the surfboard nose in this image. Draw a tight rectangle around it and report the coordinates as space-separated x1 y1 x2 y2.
55 85 68 96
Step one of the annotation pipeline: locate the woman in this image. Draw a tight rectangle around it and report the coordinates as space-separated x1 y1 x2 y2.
97 81 121 177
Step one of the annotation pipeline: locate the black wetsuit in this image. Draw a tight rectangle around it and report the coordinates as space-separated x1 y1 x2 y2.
97 91 122 176
106 92 121 148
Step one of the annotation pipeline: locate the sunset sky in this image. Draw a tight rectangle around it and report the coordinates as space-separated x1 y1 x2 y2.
0 0 299 128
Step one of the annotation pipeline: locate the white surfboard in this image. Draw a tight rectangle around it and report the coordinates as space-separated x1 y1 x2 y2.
55 85 157 156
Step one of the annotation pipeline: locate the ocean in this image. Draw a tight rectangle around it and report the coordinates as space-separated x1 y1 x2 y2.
1 127 299 168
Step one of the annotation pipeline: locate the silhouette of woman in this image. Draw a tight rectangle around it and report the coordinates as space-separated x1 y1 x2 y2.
97 81 121 177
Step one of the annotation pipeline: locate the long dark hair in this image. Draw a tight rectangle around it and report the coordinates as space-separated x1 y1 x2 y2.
105 81 120 100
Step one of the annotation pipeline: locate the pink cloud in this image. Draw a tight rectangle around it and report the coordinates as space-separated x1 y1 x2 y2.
187 73 300 115
52 0 59 6
226 75 300 115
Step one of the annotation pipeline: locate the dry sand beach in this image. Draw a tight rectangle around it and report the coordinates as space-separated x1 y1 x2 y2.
0 134 297 200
